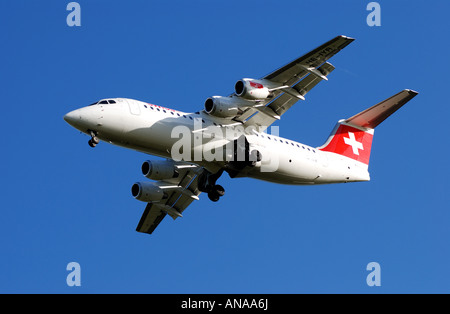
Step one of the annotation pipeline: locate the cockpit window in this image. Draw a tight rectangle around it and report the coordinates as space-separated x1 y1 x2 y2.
89 99 116 106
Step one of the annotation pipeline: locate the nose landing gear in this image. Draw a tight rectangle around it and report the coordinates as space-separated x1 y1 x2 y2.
88 130 100 148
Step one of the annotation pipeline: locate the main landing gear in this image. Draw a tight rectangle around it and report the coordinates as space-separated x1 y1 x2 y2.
88 130 100 148
198 136 263 202
199 169 225 202
207 184 225 202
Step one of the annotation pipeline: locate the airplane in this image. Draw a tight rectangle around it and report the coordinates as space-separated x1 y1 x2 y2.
64 35 418 235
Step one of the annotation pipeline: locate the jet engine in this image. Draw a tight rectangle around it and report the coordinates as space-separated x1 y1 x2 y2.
141 160 179 180
235 78 272 100
204 96 253 118
131 182 167 203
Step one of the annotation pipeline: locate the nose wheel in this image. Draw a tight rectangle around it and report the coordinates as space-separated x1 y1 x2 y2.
88 130 100 148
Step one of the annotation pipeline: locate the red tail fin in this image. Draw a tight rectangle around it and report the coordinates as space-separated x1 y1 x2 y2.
318 122 374 165
318 89 418 167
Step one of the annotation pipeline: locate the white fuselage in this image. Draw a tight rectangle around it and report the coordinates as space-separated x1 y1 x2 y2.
64 98 370 185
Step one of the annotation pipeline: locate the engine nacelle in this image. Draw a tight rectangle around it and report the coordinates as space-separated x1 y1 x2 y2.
235 78 271 100
141 160 179 180
131 182 167 203
204 96 252 118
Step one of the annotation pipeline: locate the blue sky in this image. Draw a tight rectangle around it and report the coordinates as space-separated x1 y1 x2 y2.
1 0 449 293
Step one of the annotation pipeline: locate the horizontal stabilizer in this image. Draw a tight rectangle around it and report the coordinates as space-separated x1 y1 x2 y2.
345 89 418 129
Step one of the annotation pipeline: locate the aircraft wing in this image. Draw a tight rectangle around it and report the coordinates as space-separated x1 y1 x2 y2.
136 163 203 235
239 35 354 130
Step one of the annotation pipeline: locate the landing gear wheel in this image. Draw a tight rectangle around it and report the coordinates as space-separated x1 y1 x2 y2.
207 185 225 202
208 192 220 202
88 130 99 147
214 185 225 197
88 139 97 147
198 169 225 202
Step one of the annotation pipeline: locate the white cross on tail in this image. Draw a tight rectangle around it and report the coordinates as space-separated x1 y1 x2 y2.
343 132 364 155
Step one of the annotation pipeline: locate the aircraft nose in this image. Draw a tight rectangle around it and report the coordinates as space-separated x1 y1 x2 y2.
64 105 104 132
63 109 81 127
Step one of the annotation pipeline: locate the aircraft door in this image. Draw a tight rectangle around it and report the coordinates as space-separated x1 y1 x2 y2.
127 99 141 115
